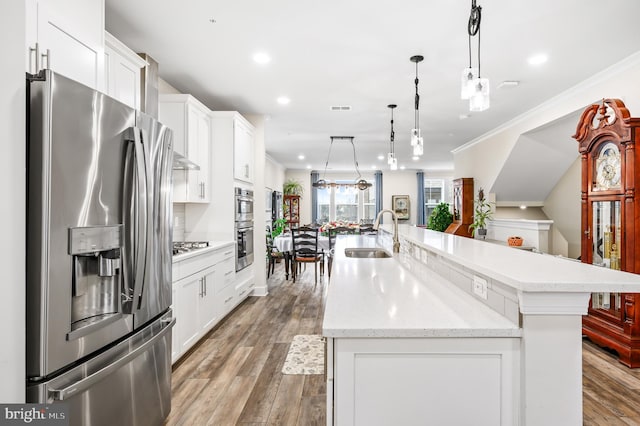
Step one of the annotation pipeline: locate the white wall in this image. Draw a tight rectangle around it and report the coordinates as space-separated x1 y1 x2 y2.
383 171 419 225
454 52 640 260
158 77 181 95
246 114 268 296
265 155 285 192
454 52 640 193
1 0 26 402
543 157 582 258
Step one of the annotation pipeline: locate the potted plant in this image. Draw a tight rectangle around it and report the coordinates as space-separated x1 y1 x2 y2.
283 179 304 196
271 218 287 238
427 202 453 232
469 188 493 239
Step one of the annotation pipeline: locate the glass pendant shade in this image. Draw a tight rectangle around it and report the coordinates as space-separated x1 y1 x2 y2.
410 128 420 147
389 156 398 170
387 152 395 165
460 67 478 99
469 78 490 112
412 137 424 156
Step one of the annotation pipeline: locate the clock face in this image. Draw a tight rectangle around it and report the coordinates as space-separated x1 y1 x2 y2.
595 142 621 190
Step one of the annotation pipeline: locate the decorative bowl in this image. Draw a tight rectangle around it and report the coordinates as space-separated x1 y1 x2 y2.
507 236 523 247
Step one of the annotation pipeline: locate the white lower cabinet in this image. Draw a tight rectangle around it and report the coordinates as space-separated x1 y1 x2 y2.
172 243 254 364
329 337 520 426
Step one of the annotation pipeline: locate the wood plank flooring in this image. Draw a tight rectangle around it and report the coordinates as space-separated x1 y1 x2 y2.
167 262 326 426
167 260 640 425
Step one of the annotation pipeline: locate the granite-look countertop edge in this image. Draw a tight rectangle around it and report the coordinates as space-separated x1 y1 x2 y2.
172 240 235 263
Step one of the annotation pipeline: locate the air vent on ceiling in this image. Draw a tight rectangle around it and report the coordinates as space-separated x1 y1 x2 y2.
330 106 352 111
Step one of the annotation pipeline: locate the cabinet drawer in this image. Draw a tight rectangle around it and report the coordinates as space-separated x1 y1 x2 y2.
217 284 236 318
212 245 235 265
173 251 216 282
236 277 255 302
214 257 236 294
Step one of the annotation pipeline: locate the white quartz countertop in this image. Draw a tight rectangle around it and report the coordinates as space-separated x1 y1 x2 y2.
172 240 234 263
389 225 640 293
322 235 521 338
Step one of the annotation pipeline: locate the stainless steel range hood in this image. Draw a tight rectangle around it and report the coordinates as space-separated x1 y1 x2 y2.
172 151 200 170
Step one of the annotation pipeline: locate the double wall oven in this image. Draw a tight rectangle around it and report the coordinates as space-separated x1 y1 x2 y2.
235 188 254 271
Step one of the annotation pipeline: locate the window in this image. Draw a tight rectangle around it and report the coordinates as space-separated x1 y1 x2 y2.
424 179 445 219
315 180 376 223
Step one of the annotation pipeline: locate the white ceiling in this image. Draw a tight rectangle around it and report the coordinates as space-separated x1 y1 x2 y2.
105 0 640 173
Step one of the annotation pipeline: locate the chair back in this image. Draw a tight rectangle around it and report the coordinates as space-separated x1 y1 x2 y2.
292 225 319 259
359 224 377 235
328 226 356 251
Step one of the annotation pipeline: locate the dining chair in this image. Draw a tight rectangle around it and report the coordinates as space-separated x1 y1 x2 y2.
358 223 378 235
327 226 356 278
266 229 284 278
291 225 323 284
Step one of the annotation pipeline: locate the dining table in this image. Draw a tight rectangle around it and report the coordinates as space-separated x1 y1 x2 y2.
273 233 331 280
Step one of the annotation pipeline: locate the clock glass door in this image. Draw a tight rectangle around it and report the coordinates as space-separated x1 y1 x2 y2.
590 200 622 312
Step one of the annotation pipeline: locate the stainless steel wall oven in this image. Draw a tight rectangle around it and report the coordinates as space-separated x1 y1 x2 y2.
235 188 254 271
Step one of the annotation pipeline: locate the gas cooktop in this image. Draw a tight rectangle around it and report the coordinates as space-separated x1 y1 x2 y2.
172 241 210 256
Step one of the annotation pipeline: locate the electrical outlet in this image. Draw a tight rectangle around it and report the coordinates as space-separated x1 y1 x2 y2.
473 276 488 300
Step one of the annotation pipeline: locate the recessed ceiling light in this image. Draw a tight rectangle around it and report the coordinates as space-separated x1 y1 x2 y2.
412 156 419 161
371 165 377 170
519 205 527 210
498 80 520 89
306 164 311 169
298 154 305 160
377 155 384 161
253 52 271 64
400 165 406 170
459 114 470 120
277 96 290 105
528 54 548 66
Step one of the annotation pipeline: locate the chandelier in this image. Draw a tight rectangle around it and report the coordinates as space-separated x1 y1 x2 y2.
387 104 398 170
410 55 424 156
312 136 372 191
461 0 489 111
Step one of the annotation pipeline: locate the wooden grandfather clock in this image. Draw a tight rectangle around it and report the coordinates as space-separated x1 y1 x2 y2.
445 178 474 238
573 98 640 367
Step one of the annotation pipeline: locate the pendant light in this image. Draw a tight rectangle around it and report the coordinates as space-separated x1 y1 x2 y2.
387 104 398 170
410 55 424 157
311 136 372 190
462 0 490 111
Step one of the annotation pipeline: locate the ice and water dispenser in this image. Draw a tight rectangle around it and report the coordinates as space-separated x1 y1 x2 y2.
68 225 123 339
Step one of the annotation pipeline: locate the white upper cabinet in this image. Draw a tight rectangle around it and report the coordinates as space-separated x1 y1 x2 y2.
233 119 255 184
104 32 146 110
26 0 105 91
159 94 211 203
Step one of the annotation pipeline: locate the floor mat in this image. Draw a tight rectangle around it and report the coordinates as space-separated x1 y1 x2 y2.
281 334 325 375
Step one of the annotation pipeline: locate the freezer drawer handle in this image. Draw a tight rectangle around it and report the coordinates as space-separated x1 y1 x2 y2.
48 317 176 401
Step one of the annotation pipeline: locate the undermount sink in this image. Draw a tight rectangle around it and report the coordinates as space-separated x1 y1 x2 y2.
344 248 392 258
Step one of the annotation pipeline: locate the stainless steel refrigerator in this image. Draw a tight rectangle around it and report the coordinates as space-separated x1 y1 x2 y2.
26 70 175 425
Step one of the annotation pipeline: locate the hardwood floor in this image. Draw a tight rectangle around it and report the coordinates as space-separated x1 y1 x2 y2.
167 260 640 425
167 262 327 426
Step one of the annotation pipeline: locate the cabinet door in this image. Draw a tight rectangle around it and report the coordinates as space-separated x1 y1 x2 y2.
185 105 211 202
176 274 202 353
198 267 218 332
28 0 105 91
104 33 144 110
234 120 254 183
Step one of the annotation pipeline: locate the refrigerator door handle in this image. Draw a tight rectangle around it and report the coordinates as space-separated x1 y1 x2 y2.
48 317 176 401
124 127 149 312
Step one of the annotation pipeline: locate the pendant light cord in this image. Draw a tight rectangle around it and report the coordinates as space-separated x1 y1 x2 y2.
390 107 395 155
467 0 482 77
349 137 362 181
414 61 420 131
321 137 335 181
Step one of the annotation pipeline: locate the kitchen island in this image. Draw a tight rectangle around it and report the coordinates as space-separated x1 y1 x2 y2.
322 226 640 426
